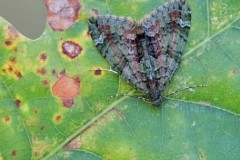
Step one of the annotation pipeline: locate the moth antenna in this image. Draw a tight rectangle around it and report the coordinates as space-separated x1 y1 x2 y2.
166 84 207 97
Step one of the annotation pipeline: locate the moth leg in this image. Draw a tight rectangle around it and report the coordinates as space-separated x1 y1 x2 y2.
107 92 153 105
166 84 207 97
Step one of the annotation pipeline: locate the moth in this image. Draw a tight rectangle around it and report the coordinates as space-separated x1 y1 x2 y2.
88 0 191 106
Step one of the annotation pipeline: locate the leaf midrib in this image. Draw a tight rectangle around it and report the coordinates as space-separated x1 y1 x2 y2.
42 93 131 160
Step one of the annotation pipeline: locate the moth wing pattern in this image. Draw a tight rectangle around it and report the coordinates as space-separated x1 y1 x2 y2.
88 16 149 94
140 0 191 98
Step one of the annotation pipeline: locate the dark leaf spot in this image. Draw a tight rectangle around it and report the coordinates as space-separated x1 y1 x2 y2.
112 107 125 120
15 99 21 107
33 109 39 114
37 68 47 75
8 65 13 72
94 69 102 76
62 98 74 108
40 53 47 61
42 80 50 88
4 116 11 123
230 68 238 76
15 71 22 79
11 150 17 157
62 41 82 59
2 69 6 73
40 125 45 131
5 40 12 46
60 69 66 75
34 152 40 157
51 69 57 76
4 25 19 49
55 115 62 122
10 57 17 63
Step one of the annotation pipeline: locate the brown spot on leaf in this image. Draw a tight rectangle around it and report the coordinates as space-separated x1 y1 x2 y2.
62 41 82 59
42 80 50 88
112 107 125 120
8 25 19 38
52 73 80 98
60 70 66 75
52 72 80 108
15 99 21 107
1 69 6 73
94 69 102 76
10 57 17 63
199 151 206 160
15 71 22 78
62 98 74 108
45 0 81 31
34 152 40 157
64 138 81 149
2 58 22 79
40 53 47 61
51 69 57 76
4 25 20 49
55 115 62 122
8 65 13 72
33 109 39 114
11 150 17 157
40 125 45 131
5 40 12 46
229 68 238 76
4 116 11 123
37 68 47 75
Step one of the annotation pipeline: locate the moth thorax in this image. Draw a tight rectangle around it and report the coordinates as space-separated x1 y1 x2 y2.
136 27 144 36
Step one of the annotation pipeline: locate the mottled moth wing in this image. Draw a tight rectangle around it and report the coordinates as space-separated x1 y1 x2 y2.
88 0 191 106
88 16 149 94
139 0 191 105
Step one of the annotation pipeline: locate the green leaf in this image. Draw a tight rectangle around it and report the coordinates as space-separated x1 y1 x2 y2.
0 0 239 159
56 99 240 160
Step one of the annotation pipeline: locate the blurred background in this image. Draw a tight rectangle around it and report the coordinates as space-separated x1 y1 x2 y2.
0 0 47 39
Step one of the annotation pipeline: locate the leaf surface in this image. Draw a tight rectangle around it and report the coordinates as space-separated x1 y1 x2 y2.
0 0 239 159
